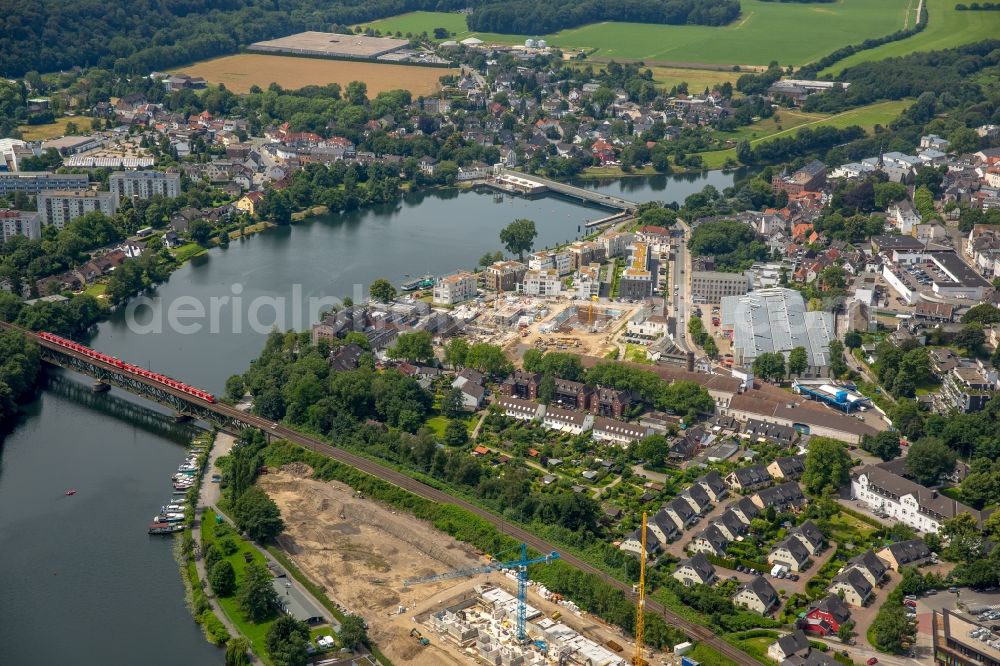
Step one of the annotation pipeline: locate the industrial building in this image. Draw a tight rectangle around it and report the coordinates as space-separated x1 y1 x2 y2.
248 31 409 60
38 189 118 229
690 267 752 304
720 288 833 375
933 609 1000 666
110 171 182 201
791 380 872 413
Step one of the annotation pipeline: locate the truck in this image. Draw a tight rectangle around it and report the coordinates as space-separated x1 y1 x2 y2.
771 564 789 577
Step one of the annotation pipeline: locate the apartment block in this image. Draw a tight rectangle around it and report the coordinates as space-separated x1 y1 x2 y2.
481 260 527 292
0 172 89 196
519 268 561 297
109 171 182 201
0 209 42 241
433 272 478 305
38 190 118 229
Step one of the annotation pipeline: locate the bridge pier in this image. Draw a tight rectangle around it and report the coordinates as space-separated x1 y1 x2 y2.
92 381 110 393
173 413 192 423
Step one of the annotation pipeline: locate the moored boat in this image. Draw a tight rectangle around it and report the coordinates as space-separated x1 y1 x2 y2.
148 522 185 534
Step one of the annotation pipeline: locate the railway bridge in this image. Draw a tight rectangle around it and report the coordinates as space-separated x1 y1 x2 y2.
4 321 759 666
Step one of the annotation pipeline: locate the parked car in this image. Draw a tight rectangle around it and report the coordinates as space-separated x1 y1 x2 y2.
948 587 959 593
867 659 879 665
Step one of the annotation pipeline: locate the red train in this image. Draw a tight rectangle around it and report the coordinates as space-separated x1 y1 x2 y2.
36 331 216 403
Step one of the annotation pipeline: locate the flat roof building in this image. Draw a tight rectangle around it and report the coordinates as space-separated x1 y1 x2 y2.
0 172 89 196
38 190 118 229
0 209 42 242
249 31 409 60
110 171 181 201
620 241 656 300
720 288 833 374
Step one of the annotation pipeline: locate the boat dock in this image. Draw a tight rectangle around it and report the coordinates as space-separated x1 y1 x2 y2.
475 169 639 214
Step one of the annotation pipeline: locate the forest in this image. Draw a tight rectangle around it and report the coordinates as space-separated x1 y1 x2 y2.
0 327 41 428
0 0 468 76
465 0 741 34
687 219 769 271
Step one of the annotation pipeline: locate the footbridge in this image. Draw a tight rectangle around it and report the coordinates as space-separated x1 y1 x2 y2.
3 321 758 666
497 169 639 212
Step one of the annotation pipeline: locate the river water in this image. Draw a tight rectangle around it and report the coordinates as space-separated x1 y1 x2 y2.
0 171 738 664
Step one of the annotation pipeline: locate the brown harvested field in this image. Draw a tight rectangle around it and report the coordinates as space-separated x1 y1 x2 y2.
175 53 452 95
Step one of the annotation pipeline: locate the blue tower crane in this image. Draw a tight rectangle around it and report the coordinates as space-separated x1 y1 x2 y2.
403 543 560 641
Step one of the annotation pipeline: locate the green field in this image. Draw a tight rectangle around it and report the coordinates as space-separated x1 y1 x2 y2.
360 0 911 66
822 0 1000 75
699 99 912 168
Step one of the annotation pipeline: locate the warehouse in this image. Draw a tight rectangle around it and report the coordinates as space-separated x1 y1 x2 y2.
249 31 409 60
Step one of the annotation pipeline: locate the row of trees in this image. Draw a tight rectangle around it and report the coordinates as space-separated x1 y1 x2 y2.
466 0 740 34
0 328 41 428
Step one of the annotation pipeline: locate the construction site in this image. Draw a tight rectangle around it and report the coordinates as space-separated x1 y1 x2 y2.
259 464 657 666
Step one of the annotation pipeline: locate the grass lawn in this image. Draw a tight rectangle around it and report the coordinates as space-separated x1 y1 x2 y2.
823 0 1000 75
824 510 877 546
425 413 476 437
359 0 910 66
16 116 85 140
624 343 652 364
699 99 911 167
202 509 274 663
173 242 207 263
688 642 741 666
939 486 963 501
82 282 107 298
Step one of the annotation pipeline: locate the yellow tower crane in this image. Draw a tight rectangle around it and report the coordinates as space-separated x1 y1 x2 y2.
634 511 647 666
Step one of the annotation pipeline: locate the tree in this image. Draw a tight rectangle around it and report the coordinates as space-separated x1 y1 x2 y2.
942 513 986 563
464 342 512 377
225 374 245 402
189 218 213 245
962 304 1000 325
828 339 848 378
753 352 786 381
443 338 469 369
238 562 280 622
861 430 901 462
905 437 956 486
225 638 252 666
339 614 369 650
889 399 924 440
955 323 986 355
441 387 465 418
231 486 285 542
871 603 909 653
844 330 862 349
787 346 808 377
369 278 396 303
537 373 556 404
836 620 855 643
266 615 310 666
636 435 670 467
210 559 237 596
444 419 469 446
802 437 852 495
387 331 434 364
499 218 538 261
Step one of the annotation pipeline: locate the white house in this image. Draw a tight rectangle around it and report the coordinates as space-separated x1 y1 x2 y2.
433 272 478 305
520 268 562 297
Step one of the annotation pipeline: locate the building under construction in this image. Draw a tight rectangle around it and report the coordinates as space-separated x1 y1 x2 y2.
419 584 628 666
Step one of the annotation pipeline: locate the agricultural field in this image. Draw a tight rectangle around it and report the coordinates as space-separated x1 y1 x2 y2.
822 0 1000 75
359 0 910 66
646 66 739 93
699 99 912 168
174 54 453 96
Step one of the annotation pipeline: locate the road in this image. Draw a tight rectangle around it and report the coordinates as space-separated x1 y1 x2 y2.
671 221 690 352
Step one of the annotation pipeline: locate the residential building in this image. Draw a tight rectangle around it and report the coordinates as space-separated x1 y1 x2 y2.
573 263 602 299
649 509 680 545
768 631 811 662
541 406 593 435
38 190 117 229
726 464 772 492
600 231 633 258
769 535 811 572
789 521 825 555
768 454 806 481
720 288 833 375
844 550 890 588
456 381 485 411
732 576 779 615
743 419 797 446
620 242 655 300
715 510 749 541
592 416 650 446
519 268 561 297
497 396 543 422
673 552 717 587
620 526 659 557
772 160 827 195
937 364 996 413
730 497 761 525
590 386 632 418
0 209 42 241
328 343 364 372
852 463 989 533
690 269 752 304
528 250 572 276
482 260 527 292
752 482 806 512
828 568 873 607
665 496 698 530
501 371 541 400
566 240 606 269
696 471 728 503
235 191 264 216
689 525 729 557
888 200 921 235
433 272 478 305
799 595 852 637
109 171 181 201
877 539 932 571
681 484 713 515
0 172 89 196
551 378 591 410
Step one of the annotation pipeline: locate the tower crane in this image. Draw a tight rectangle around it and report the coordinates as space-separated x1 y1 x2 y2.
634 511 647 666
404 543 560 641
